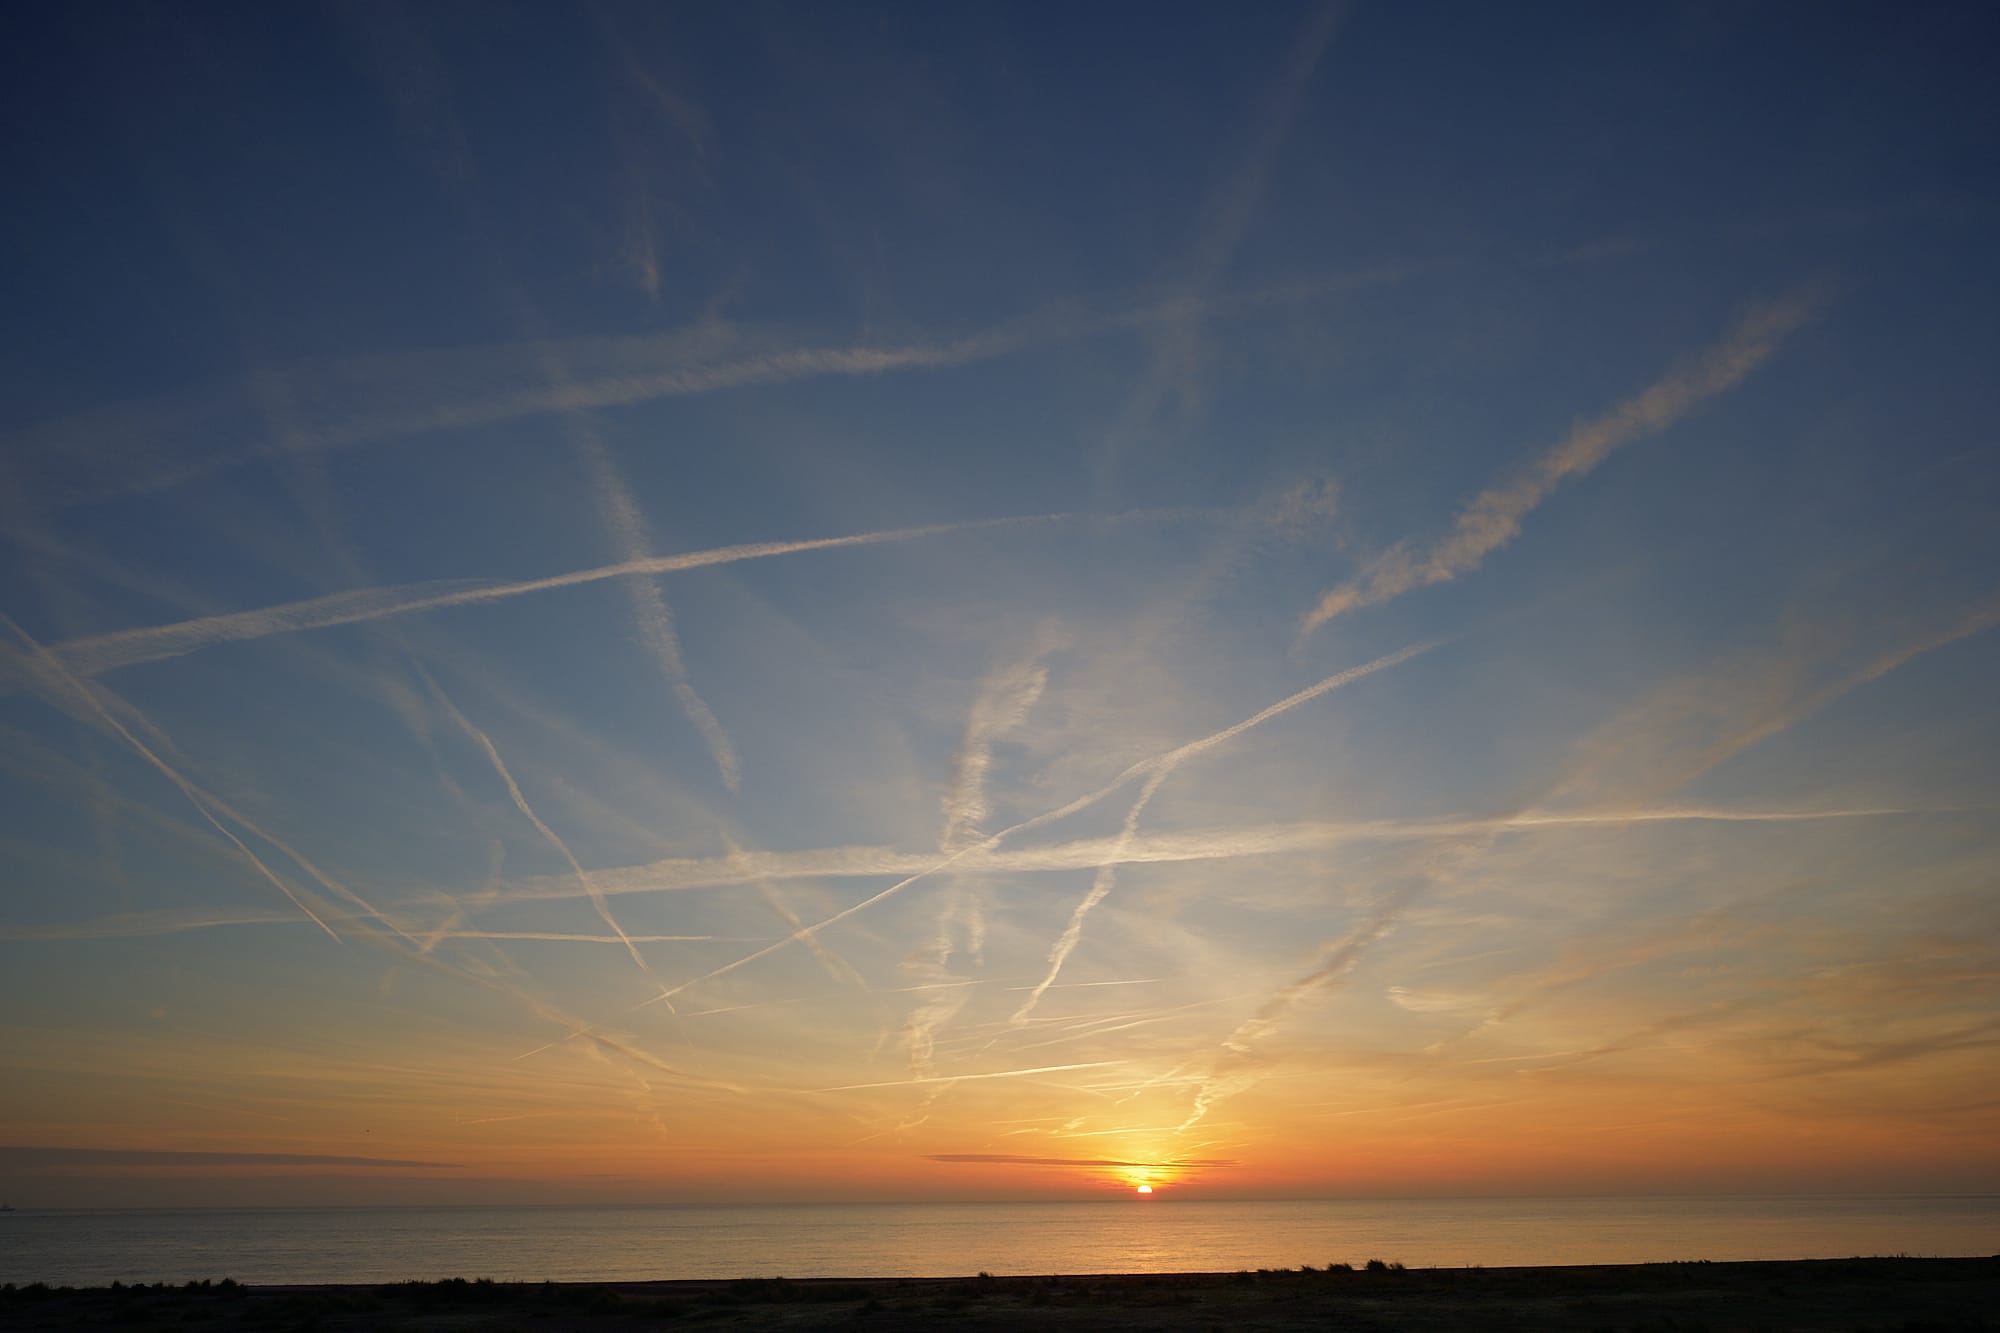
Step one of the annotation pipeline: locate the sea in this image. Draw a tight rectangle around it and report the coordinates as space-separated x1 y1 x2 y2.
1 1196 1994 1288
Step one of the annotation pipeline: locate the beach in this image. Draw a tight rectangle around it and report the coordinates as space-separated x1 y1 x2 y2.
3 1257 1995 1330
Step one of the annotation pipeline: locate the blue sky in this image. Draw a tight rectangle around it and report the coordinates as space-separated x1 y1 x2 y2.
1 2 1996 1206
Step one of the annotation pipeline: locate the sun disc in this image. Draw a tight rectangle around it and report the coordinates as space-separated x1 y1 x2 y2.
1135 1184 1153 1194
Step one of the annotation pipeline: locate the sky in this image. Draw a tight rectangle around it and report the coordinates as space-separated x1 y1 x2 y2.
1 1 1997 1209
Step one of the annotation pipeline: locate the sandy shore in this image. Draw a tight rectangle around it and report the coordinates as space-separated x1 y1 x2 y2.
2 1256 1995 1330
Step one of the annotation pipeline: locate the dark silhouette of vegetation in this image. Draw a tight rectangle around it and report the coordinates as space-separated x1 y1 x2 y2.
0 1258 1995 1329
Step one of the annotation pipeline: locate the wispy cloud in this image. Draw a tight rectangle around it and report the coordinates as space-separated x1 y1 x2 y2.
941 646 1052 851
1010 767 1172 1029
732 836 867 992
1545 594 2000 810
1095 1 1347 489
899 887 983 1086
9 802 1928 942
1 614 357 941
1178 893 1409 1132
814 1061 1127 1093
1687 593 2000 781
926 1153 1237 1169
0 906 310 941
559 379 743 791
6 270 1406 512
0 708 743 1107
1300 284 1829 635
0 1147 459 1170
646 639 1438 1009
0 637 754 1106
423 675 658 983
51 513 1096 679
433 930 754 945
340 0 740 795
1012 637 1438 1024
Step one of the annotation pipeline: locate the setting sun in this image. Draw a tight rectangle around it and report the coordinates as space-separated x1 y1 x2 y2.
1136 1185 1153 1195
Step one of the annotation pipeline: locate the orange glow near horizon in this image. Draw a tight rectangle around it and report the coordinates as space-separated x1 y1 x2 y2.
1105 1154 1187 1195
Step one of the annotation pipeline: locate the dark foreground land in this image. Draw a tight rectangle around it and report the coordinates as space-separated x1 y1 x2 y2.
3 1257 1995 1331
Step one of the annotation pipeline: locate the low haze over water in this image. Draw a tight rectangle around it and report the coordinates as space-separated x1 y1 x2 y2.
4 1198 1995 1288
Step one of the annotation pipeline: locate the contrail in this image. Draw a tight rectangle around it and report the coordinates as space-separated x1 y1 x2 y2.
916 645 1048 1073
730 835 867 991
1005 997 1242 1057
1175 855 1461 1132
898 885 987 1086
941 651 1051 851
1013 637 1438 1024
1300 283 1829 636
645 638 1439 1008
435 930 757 944
1222 897 1408 1058
0 906 310 940
561 378 743 791
1165 618 1959 1133
359 801 1975 905
424 674 657 982
11 802 1934 942
1540 593 2000 813
1011 767 1171 1026
508 1020 747 1094
814 1060 1127 1092
1003 977 1165 992
1689 593 2000 780
319 14 741 796
5 266 1411 511
0 627 747 1097
1 614 346 941
51 512 1100 678
926 1152 1237 1168
1095 0 1347 490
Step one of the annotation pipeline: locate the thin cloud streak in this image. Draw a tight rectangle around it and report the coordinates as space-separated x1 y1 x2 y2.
1177 896 1407 1133
5 803 1932 941
1301 284 1828 635
1014 637 1436 1024
941 650 1050 851
0 1147 458 1170
1094 1 1347 488
645 639 1438 1007
899 888 983 1085
1170 589 1995 1133
814 1061 1127 1093
1011 766 1170 1027
516 802 1939 903
734 836 868 992
1688 593 2000 780
424 676 658 982
926 1153 1238 1168
6 618 758 1106
432 930 755 944
567 410 742 791
5 268 1411 511
51 513 1114 678
2 614 342 940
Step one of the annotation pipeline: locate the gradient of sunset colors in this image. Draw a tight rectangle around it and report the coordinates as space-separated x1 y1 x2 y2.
2 3 1997 1209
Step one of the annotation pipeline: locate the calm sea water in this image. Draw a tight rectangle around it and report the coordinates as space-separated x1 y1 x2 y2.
1 1197 1993 1287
